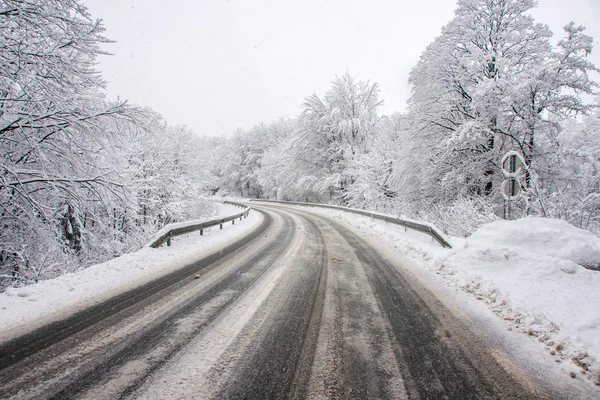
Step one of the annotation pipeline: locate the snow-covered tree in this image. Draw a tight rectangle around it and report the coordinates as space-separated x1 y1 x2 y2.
0 0 137 284
406 0 598 218
340 113 402 211
255 117 297 199
283 72 383 204
545 108 600 233
219 125 269 198
0 0 217 288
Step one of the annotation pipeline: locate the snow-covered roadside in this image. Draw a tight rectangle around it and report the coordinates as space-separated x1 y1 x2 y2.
293 204 600 387
0 203 263 343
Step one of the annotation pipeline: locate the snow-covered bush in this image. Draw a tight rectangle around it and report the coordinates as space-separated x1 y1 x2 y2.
428 197 501 238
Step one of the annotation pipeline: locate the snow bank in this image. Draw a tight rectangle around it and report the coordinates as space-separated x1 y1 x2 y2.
0 203 262 342
468 218 600 269
438 218 600 384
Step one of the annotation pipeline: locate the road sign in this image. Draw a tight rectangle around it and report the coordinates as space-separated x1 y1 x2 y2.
501 151 525 178
501 151 526 219
501 178 522 200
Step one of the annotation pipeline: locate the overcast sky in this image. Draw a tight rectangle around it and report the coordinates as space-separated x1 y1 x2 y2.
82 0 600 137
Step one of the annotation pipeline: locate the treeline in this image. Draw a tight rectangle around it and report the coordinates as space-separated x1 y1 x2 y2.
2 0 599 288
0 1 216 288
212 0 600 237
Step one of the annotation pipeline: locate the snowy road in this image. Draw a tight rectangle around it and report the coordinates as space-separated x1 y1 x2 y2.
0 204 549 399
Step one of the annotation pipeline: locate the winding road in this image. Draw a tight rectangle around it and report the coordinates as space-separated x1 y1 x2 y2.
0 203 550 399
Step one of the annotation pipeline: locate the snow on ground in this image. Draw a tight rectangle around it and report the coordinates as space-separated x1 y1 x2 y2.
0 203 262 343
439 218 600 382
295 204 600 387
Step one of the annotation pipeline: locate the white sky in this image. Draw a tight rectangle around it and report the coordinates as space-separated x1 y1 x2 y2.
82 0 600 137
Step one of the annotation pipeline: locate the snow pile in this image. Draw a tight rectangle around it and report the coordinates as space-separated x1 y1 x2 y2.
468 218 600 269
437 217 600 383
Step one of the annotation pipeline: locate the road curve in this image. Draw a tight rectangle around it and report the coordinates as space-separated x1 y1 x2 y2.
0 203 553 399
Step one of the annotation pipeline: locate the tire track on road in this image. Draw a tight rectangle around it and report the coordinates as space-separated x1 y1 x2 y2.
47 213 296 400
293 209 408 400
0 211 271 375
214 210 328 400
263 203 547 400
0 210 299 399
326 216 547 399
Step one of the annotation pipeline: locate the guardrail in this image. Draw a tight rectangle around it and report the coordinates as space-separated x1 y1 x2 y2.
251 199 452 249
147 201 251 248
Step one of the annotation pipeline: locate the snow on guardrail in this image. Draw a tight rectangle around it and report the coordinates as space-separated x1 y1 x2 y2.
250 199 452 249
146 201 251 248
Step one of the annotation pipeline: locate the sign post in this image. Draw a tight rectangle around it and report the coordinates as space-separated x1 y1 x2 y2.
501 151 526 220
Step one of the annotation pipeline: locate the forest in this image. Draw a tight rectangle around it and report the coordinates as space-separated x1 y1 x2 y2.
1 0 598 288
